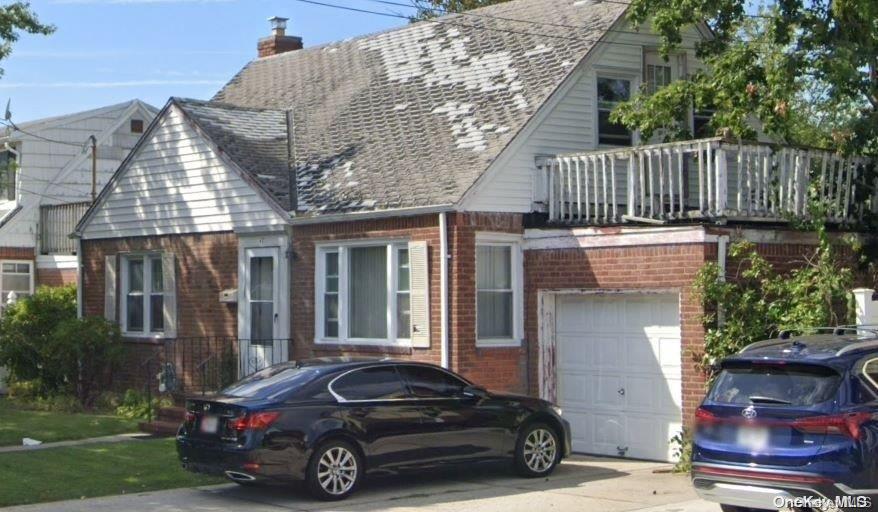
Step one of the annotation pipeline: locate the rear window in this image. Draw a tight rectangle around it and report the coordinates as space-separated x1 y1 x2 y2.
708 362 841 406
222 363 318 399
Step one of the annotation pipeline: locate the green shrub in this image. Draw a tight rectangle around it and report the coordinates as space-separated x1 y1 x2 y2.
114 389 172 420
670 429 692 473
0 285 124 407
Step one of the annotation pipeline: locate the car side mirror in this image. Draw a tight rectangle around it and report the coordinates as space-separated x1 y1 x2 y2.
462 385 488 399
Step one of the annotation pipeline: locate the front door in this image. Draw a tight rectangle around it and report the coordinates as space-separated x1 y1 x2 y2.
241 247 280 376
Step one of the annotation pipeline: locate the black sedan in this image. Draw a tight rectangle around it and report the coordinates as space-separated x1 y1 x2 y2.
177 358 571 500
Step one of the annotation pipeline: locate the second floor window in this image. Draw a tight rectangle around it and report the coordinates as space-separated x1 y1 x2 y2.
597 77 632 146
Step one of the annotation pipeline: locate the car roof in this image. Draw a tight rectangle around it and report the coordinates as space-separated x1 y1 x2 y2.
290 357 442 376
725 333 878 367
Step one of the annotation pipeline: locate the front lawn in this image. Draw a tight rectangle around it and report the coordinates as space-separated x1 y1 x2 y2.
0 437 223 507
0 399 139 447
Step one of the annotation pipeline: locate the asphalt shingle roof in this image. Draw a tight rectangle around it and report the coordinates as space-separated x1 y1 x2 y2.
204 0 629 216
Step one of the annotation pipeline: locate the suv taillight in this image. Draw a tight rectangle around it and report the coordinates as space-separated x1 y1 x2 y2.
792 412 872 440
695 407 720 427
184 411 196 424
229 412 281 433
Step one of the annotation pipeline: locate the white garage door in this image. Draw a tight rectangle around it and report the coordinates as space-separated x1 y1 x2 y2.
555 293 682 462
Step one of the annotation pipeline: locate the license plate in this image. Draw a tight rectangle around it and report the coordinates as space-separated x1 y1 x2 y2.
736 425 770 451
199 415 219 434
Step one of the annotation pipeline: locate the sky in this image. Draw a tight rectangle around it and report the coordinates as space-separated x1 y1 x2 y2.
2 0 409 122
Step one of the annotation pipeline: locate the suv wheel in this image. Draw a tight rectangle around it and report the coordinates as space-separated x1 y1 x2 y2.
306 440 362 501
514 422 561 477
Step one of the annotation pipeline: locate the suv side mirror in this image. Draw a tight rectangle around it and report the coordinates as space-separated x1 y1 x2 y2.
462 385 488 399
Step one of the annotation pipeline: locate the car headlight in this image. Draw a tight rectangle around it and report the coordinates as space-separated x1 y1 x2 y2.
550 405 563 416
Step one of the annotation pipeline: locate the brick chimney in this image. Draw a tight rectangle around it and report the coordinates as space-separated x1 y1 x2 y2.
258 16 303 58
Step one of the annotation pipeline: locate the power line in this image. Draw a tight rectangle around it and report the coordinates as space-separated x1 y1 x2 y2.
1 120 88 149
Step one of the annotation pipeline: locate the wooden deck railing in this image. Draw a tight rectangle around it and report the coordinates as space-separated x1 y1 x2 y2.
535 138 874 225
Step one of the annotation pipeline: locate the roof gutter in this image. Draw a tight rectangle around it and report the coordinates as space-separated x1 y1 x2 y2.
288 204 455 225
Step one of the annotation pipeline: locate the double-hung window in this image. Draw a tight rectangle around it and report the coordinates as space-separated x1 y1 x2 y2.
122 254 164 335
316 242 412 345
596 76 633 146
0 260 32 308
475 234 522 347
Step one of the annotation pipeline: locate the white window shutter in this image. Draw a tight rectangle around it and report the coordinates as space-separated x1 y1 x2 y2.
161 253 177 338
408 240 430 348
104 255 117 322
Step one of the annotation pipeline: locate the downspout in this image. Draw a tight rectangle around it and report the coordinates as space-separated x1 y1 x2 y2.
439 212 449 369
717 234 729 326
75 236 83 319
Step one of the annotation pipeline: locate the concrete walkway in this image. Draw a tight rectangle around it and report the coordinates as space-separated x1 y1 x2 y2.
0 432 150 454
3 456 720 512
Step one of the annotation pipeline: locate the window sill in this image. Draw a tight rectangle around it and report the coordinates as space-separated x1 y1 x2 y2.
122 332 168 342
476 338 523 348
312 341 413 355
315 338 411 347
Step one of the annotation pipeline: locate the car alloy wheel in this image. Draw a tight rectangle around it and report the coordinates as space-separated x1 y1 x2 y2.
523 427 558 473
317 446 358 496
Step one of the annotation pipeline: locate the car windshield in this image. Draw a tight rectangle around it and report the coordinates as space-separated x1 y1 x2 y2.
222 363 319 399
708 362 841 406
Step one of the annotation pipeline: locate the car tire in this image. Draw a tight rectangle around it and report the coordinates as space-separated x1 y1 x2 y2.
514 422 561 478
306 439 363 501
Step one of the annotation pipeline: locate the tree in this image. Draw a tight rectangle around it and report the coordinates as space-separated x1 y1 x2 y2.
409 0 511 20
0 2 54 75
612 0 878 156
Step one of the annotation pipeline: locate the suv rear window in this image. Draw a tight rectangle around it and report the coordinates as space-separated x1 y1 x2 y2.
709 362 841 406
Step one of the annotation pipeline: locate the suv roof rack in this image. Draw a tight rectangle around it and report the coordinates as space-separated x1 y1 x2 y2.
739 326 878 355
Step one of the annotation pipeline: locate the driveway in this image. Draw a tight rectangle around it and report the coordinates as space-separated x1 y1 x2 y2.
4 455 718 512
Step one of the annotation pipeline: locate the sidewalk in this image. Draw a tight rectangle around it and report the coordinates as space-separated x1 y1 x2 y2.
0 432 151 454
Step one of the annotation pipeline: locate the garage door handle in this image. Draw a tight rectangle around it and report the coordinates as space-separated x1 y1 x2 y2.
618 388 625 396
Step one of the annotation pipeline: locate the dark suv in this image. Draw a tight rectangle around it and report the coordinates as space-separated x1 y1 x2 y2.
692 328 878 512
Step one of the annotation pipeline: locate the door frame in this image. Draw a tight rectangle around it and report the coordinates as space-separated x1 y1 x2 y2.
537 288 680 404
238 233 290 375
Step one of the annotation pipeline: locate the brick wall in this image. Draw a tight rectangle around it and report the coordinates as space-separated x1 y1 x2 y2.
0 247 35 260
447 212 526 391
81 232 239 391
523 243 715 429
289 214 443 365
36 268 76 287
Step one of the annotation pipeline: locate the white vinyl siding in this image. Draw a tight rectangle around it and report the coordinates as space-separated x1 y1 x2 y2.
462 21 706 213
80 106 286 239
0 101 156 249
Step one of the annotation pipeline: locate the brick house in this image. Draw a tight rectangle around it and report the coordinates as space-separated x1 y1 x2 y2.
72 0 874 462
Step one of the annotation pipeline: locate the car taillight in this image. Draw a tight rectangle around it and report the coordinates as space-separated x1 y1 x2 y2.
184 411 196 424
230 412 281 433
792 412 872 440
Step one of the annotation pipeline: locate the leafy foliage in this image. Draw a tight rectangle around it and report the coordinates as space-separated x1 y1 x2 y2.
692 229 854 372
0 285 124 407
408 0 510 20
113 389 173 420
0 2 53 75
615 0 878 156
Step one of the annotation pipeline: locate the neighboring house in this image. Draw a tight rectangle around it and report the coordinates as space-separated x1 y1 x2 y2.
0 100 157 296
73 1 873 462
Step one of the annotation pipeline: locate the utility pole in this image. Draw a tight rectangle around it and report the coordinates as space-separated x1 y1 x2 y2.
87 135 97 202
